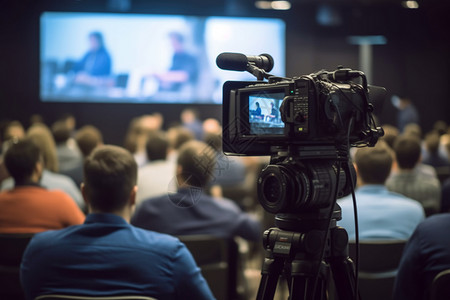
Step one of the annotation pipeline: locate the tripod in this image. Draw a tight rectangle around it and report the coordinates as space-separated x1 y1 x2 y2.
256 207 359 300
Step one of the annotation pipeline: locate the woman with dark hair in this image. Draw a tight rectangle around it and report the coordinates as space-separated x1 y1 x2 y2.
73 31 112 86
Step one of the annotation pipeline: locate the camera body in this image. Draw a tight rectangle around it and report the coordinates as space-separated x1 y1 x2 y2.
221 66 385 215
222 69 385 157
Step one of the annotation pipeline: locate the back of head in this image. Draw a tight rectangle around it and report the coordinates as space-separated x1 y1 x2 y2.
83 145 137 213
145 131 169 161
75 125 103 157
203 132 222 153
354 141 393 184
394 135 422 169
3 120 25 142
425 131 440 154
380 124 399 149
4 139 41 184
27 124 59 172
403 123 422 140
168 126 195 150
177 140 216 188
51 121 71 145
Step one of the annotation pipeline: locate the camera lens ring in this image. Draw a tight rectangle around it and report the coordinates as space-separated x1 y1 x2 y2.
257 165 290 214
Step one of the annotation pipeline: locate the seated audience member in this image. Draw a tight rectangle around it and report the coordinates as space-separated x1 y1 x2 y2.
204 132 246 189
166 125 195 163
1 124 84 209
20 145 214 300
422 131 450 169
181 108 204 141
124 114 163 167
386 135 441 215
66 125 104 187
393 214 450 300
380 124 399 149
131 140 261 242
52 120 83 179
0 139 84 233
136 131 176 204
338 141 424 240
0 120 26 183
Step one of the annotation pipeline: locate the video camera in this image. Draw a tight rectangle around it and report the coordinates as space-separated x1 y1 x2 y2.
217 52 385 215
217 52 386 299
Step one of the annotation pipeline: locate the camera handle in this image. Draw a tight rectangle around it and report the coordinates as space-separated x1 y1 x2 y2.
256 224 359 300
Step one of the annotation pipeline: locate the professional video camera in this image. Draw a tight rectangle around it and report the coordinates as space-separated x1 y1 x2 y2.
217 52 386 300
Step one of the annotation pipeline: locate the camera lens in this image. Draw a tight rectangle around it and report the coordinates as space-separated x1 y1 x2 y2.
262 174 282 203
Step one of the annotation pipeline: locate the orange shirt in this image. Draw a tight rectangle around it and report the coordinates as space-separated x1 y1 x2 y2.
0 186 85 233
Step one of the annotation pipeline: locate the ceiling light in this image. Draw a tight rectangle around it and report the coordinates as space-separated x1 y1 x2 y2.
255 1 291 10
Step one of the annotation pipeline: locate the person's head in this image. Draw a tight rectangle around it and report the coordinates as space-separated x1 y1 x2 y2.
51 121 71 145
82 145 137 215
168 126 195 151
89 32 104 51
204 132 222 153
3 120 25 142
425 131 441 155
4 139 43 185
176 140 216 188
181 108 199 124
393 135 422 170
27 123 59 173
202 118 221 135
169 32 185 52
145 131 169 162
354 141 394 185
433 120 448 136
255 102 260 108
58 113 76 132
398 96 412 110
380 124 399 149
75 125 103 158
403 123 422 140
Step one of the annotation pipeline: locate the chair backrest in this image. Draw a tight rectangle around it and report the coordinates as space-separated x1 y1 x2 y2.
348 240 406 300
35 296 156 300
178 235 238 300
0 233 35 300
430 269 450 300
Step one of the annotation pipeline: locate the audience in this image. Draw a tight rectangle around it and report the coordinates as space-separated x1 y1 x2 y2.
386 134 441 215
337 141 424 240
136 130 176 204
20 145 214 300
1 124 84 209
131 140 262 242
394 213 450 300
0 139 84 233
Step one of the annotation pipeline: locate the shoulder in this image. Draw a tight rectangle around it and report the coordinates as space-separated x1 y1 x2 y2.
130 225 184 253
417 214 450 231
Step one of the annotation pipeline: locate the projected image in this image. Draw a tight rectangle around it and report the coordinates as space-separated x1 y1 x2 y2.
40 12 285 104
249 92 285 135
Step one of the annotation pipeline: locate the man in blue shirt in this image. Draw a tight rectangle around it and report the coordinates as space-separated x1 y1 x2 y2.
20 145 214 300
131 140 261 242
394 214 450 300
337 141 425 240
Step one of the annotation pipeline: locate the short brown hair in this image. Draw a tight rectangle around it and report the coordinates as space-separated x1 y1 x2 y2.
145 131 169 161
83 145 137 212
76 125 103 157
177 140 216 187
354 141 393 184
394 135 421 169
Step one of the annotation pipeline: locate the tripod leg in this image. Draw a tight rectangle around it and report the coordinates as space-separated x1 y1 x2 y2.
256 257 284 300
289 260 329 300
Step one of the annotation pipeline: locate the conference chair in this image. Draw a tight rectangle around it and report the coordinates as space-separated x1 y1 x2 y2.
178 234 239 300
430 269 450 300
35 296 156 300
0 233 35 300
348 240 406 300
